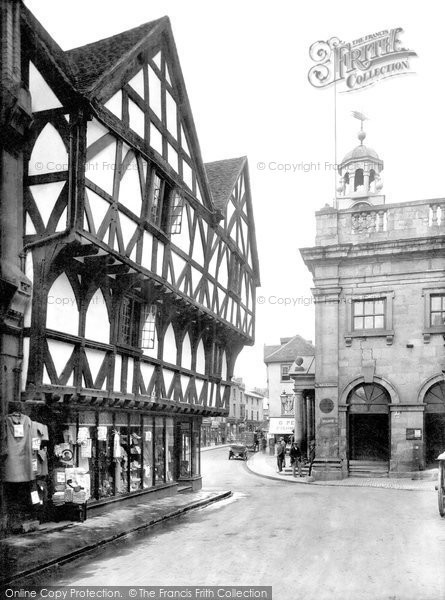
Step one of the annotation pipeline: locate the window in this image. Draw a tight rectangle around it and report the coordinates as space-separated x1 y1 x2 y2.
119 296 141 346
167 192 183 235
430 295 445 327
149 173 183 235
141 305 157 349
281 364 292 381
345 291 394 346
150 174 165 225
353 298 385 330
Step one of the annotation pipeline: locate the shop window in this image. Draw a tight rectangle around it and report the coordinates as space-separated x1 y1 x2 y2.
166 418 174 482
154 417 165 485
141 304 157 349
119 296 141 347
353 298 385 330
281 364 292 382
180 422 192 479
142 416 154 488
96 413 113 499
114 413 129 495
430 294 445 327
192 422 200 476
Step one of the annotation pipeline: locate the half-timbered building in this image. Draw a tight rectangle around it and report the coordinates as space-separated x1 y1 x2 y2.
0 2 259 531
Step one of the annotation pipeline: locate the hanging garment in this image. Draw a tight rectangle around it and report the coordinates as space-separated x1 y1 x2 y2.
31 421 49 476
3 413 35 482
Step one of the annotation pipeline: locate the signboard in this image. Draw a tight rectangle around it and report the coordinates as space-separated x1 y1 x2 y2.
406 428 422 440
268 418 294 434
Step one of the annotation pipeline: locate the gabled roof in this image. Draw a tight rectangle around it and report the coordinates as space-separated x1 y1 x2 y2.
65 19 166 93
264 335 315 363
205 157 246 211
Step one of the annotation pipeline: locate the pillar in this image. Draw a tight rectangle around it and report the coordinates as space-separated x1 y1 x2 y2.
293 390 304 446
302 396 308 452
307 396 314 458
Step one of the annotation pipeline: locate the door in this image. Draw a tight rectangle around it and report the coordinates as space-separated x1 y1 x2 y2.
349 413 389 461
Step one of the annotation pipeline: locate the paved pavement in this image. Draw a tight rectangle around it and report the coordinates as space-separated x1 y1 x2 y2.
0 488 231 586
247 450 438 491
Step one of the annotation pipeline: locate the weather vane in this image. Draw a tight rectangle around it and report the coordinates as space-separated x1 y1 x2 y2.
351 111 368 131
352 111 368 143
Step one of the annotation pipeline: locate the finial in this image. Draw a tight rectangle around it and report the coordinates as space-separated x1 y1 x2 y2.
352 111 368 145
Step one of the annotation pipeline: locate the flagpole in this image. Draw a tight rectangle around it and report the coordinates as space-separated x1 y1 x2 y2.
334 78 337 205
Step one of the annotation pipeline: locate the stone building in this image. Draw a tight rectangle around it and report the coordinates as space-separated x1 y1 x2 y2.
300 126 445 479
0 1 259 533
264 335 315 451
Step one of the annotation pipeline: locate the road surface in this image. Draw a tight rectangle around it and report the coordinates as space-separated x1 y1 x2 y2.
22 447 445 600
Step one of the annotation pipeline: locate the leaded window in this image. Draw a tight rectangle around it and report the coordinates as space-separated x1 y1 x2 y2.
167 192 184 234
119 296 141 347
141 304 157 349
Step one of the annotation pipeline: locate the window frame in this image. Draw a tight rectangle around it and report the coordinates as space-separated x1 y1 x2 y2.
280 363 292 382
118 295 142 348
141 304 157 350
344 290 394 346
422 288 445 342
352 298 386 331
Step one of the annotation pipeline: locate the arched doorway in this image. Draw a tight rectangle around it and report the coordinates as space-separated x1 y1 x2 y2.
347 383 390 462
424 382 445 466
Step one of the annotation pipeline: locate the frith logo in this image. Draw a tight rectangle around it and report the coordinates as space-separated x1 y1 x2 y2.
308 28 417 92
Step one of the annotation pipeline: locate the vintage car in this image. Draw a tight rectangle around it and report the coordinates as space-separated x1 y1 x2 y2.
228 444 248 461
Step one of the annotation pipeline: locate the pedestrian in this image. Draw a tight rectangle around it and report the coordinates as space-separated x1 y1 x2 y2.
261 436 267 453
308 440 316 476
276 437 286 472
290 442 303 477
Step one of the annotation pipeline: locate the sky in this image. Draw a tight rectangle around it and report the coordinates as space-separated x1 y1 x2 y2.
25 0 445 389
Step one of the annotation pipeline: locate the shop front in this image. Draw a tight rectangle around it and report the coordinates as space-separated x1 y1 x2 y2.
2 402 202 532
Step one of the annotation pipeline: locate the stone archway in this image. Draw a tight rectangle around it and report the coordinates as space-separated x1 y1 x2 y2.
423 381 445 466
347 382 390 462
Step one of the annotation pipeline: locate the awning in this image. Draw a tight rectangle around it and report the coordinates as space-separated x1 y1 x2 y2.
268 417 294 434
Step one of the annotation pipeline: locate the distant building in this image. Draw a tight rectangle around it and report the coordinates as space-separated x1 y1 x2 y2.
264 336 315 451
244 389 265 433
300 124 445 479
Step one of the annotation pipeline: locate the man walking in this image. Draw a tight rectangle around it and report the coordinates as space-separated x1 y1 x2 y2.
276 437 286 472
290 442 303 477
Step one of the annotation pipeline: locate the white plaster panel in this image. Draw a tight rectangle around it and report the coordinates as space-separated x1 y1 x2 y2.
85 289 110 344
46 273 79 335
29 124 67 176
29 62 62 111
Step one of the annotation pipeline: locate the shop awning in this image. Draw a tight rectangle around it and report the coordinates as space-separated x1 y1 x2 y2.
268 417 294 434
